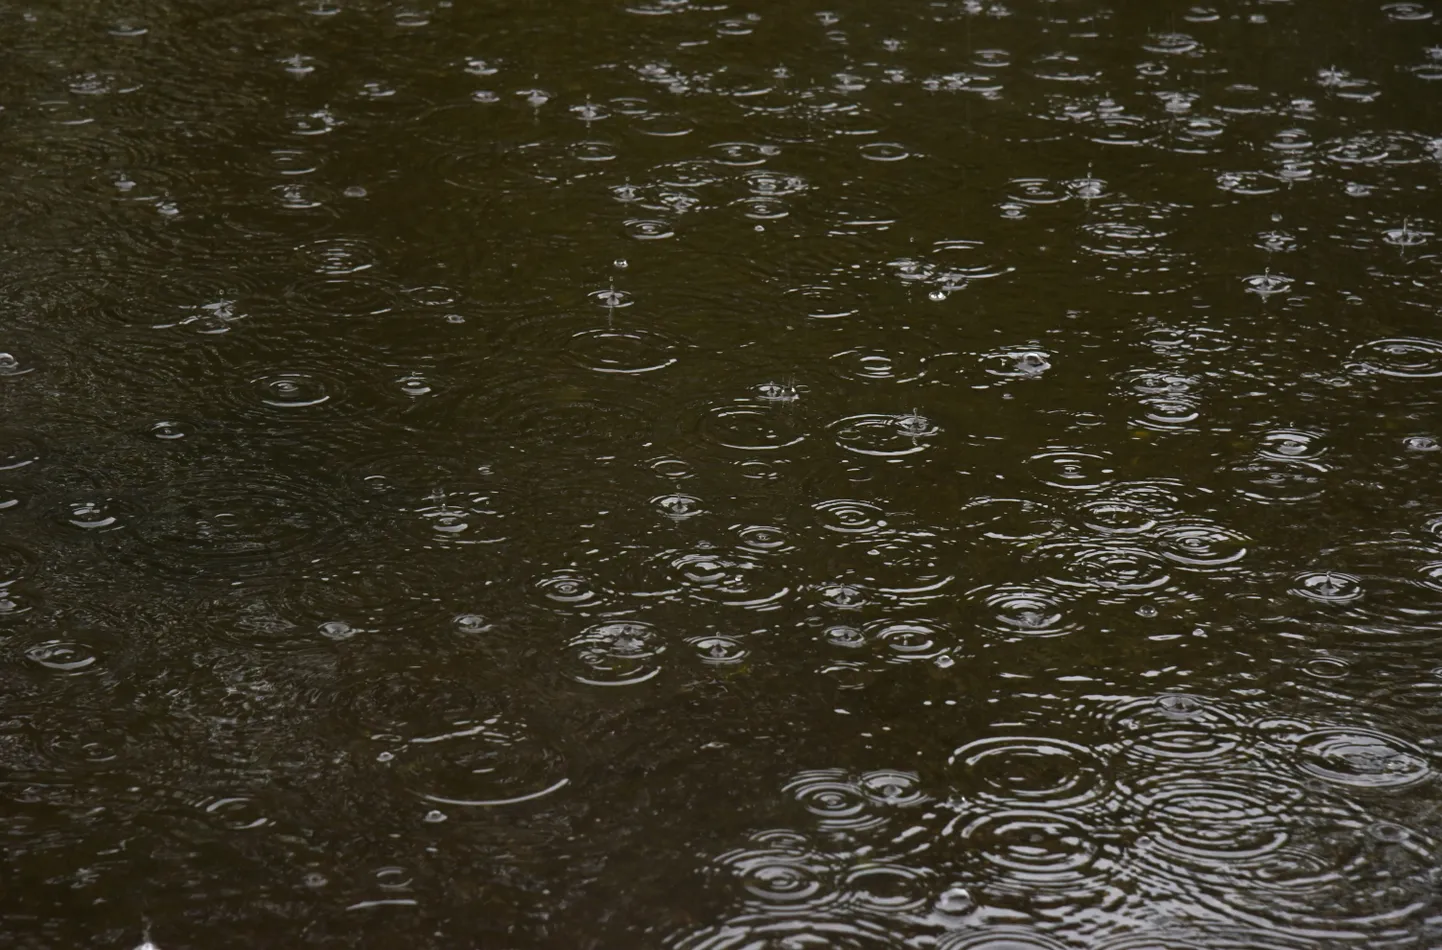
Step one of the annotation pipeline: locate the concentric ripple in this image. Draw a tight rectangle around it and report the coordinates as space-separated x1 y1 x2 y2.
567 327 679 374
384 714 569 808
973 584 1078 639
1347 338 1442 378
1156 521 1249 569
1028 449 1116 490
699 402 807 451
830 413 940 457
1293 727 1432 790
948 736 1107 808
564 621 665 686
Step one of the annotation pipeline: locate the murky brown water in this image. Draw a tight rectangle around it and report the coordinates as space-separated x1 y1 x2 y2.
3 0 1442 946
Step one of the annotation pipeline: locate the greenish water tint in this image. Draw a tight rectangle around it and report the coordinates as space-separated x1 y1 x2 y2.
3 0 1442 946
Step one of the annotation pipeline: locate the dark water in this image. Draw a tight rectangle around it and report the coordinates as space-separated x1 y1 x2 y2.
4 0 1442 946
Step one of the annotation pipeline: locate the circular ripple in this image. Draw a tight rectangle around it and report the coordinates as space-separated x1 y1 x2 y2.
1348 338 1442 378
958 809 1099 879
830 413 939 457
961 497 1062 541
1108 695 1242 764
938 929 1069 950
1259 429 1326 461
699 403 807 451
1291 571 1362 603
864 619 949 662
841 863 932 912
814 498 888 534
564 621 665 686
1157 521 1248 568
1028 449 1115 490
1294 728 1431 790
1075 499 1157 535
24 640 100 673
385 714 569 807
1132 771 1297 866
567 328 678 374
411 487 507 547
949 736 1106 808
0 431 41 472
982 345 1052 379
670 913 901 950
136 469 346 579
975 584 1077 639
783 770 876 829
253 372 332 409
667 551 789 608
533 569 609 611
1034 542 1171 592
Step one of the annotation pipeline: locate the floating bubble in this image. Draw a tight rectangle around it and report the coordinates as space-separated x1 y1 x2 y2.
982 345 1052 378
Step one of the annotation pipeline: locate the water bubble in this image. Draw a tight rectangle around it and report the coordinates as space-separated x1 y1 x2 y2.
318 620 356 640
566 621 664 686
1404 435 1439 452
982 345 1051 378
453 613 491 633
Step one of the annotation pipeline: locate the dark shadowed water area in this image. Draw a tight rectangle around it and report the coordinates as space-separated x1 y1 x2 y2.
3 0 1442 947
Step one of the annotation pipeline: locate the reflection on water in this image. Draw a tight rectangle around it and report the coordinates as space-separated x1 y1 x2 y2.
3 0 1442 946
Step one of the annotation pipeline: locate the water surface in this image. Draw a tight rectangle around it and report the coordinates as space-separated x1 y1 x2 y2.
4 0 1442 947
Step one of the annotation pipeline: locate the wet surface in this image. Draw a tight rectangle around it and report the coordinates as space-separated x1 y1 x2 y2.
3 0 1442 947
